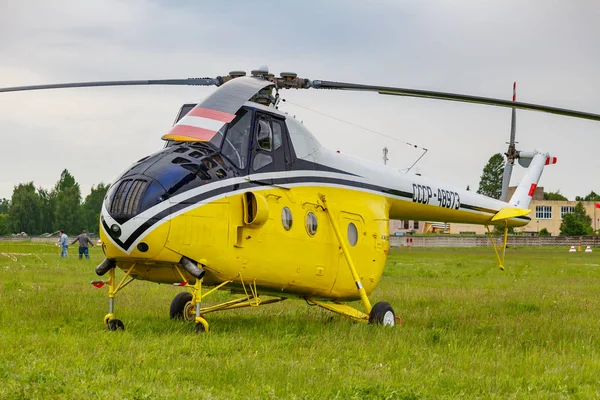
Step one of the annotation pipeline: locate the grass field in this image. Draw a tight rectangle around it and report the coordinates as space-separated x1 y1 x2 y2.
1 242 599 399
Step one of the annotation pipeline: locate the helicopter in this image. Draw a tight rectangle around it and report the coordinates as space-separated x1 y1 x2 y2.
2 67 599 332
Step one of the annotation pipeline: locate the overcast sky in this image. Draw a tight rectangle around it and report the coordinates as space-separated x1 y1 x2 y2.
0 0 598 201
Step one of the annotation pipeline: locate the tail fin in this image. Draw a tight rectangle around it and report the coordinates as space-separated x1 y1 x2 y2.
508 149 556 208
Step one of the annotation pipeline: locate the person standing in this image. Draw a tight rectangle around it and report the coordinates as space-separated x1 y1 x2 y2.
71 230 94 259
59 230 69 258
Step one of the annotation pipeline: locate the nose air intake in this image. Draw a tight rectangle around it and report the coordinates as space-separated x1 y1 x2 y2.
109 178 149 216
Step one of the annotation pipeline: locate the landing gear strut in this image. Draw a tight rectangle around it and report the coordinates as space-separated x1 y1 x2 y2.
92 262 135 331
170 267 286 333
312 194 397 327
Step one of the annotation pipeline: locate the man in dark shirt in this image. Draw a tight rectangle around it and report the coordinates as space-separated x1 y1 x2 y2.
70 230 94 259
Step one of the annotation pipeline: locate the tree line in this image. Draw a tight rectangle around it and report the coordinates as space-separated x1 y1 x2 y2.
0 169 109 236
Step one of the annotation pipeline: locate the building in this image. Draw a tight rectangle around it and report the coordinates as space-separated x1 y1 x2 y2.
389 220 450 235
516 200 600 236
389 220 425 235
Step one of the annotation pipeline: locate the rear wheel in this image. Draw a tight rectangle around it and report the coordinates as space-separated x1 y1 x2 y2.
368 302 395 326
170 292 194 320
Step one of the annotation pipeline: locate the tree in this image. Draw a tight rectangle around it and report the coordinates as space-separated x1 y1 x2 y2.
0 198 9 214
0 198 9 235
38 188 57 234
53 170 82 233
544 190 568 201
560 201 593 236
82 183 110 232
538 228 550 236
8 182 41 234
576 191 600 201
0 214 9 235
54 169 78 192
477 153 504 199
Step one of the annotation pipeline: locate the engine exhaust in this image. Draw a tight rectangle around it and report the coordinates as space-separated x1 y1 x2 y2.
95 258 116 276
180 257 205 280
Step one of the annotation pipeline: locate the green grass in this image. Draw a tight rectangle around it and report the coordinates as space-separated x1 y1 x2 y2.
1 243 600 399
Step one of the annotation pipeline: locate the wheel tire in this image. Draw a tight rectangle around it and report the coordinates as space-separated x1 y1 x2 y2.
194 322 206 333
170 292 193 320
107 318 125 331
368 302 395 326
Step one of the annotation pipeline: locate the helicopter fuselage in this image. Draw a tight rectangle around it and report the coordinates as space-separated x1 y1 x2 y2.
99 102 530 301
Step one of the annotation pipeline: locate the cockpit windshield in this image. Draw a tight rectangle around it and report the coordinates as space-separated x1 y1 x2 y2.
220 108 252 169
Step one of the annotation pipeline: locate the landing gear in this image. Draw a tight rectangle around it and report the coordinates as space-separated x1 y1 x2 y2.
169 270 286 333
92 263 136 332
169 289 209 333
316 193 398 327
194 317 209 333
170 292 194 320
368 302 395 326
107 318 125 331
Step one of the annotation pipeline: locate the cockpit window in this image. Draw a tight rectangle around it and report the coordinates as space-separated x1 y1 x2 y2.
272 120 283 151
257 120 272 151
221 109 252 169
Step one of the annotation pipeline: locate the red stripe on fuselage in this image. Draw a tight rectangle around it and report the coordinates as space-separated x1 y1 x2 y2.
187 107 236 123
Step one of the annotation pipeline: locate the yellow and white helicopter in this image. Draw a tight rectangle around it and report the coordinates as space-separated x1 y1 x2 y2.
2 68 599 332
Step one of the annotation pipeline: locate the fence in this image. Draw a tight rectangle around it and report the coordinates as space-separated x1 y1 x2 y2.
390 235 600 248
0 236 66 243
2 235 599 248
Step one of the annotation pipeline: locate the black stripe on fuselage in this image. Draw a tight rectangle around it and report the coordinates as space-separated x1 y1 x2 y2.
105 173 527 252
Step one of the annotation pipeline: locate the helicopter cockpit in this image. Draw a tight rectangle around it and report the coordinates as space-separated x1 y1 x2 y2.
103 102 322 239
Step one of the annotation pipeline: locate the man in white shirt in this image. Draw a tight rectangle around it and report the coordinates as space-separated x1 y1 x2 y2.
58 230 69 258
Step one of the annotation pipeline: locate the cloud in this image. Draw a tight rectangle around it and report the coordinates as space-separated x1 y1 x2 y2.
0 0 598 201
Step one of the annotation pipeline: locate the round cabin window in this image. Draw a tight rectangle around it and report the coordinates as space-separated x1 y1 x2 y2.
281 207 293 231
305 211 318 236
347 222 358 246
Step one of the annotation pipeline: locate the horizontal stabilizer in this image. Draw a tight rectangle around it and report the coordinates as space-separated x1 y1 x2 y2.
491 207 531 222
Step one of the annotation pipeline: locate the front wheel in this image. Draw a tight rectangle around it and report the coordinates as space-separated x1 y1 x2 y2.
368 302 395 326
107 318 125 331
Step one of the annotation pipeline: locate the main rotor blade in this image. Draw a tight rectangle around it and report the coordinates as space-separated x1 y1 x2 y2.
163 76 274 142
0 78 219 93
310 81 600 122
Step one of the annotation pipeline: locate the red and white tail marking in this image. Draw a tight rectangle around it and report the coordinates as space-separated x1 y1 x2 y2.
162 107 236 142
528 183 537 197
545 156 557 165
509 149 551 209
512 82 516 102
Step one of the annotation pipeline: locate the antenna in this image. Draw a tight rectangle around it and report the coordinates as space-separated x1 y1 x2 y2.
382 147 389 165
